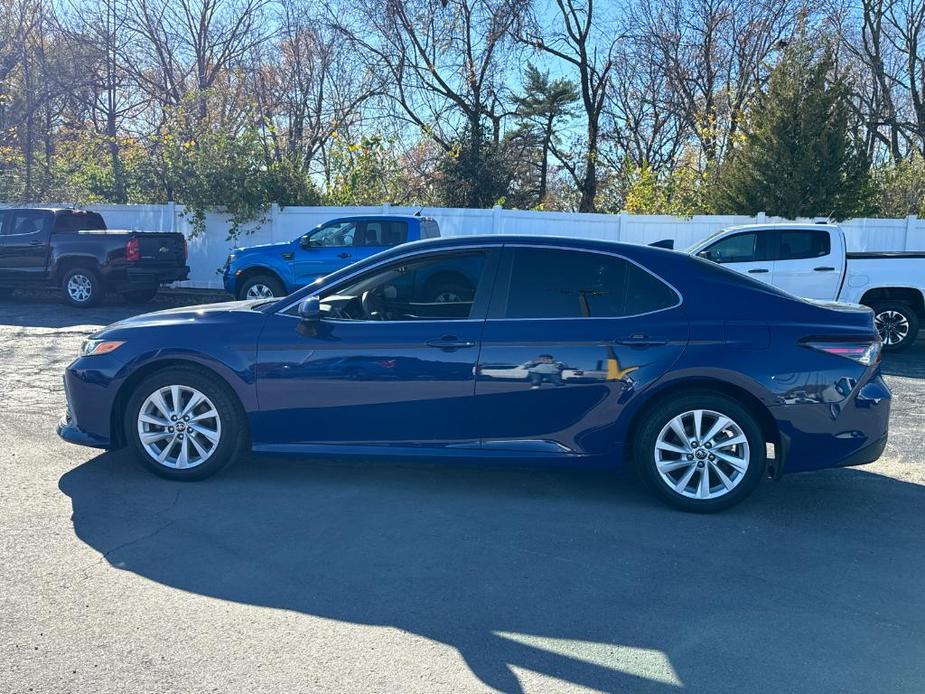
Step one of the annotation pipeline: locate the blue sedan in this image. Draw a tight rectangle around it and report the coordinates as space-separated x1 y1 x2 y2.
58 236 890 512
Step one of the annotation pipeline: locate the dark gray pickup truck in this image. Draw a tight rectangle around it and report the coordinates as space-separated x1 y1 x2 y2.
0 207 189 307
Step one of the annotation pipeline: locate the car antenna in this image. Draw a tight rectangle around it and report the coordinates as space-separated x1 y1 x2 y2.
413 207 423 216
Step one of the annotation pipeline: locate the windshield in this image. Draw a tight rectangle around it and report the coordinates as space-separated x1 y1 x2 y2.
684 228 731 253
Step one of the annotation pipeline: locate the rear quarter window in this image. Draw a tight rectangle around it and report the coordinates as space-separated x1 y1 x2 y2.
53 211 107 233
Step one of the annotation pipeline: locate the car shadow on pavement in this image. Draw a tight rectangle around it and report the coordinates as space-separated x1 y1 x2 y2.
59 452 925 693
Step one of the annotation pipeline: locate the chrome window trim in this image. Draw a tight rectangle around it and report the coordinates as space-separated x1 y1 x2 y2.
275 240 684 322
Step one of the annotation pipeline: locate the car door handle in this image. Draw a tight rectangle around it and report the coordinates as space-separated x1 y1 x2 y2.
29 240 44 246
813 266 836 272
613 334 668 347
747 268 769 274
337 252 352 259
426 336 477 349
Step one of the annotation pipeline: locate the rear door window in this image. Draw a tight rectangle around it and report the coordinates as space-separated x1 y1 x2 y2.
501 248 678 318
53 211 106 233
354 221 408 247
777 230 831 259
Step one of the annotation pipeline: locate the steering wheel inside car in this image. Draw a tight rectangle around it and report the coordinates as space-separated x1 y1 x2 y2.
361 290 387 320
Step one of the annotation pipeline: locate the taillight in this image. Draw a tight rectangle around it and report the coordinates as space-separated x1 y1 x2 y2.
804 339 882 366
125 237 140 262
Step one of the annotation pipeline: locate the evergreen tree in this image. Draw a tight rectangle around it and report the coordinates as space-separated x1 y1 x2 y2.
511 65 579 206
714 39 873 219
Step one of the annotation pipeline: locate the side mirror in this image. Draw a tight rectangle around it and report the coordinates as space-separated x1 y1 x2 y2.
299 235 313 249
298 296 322 321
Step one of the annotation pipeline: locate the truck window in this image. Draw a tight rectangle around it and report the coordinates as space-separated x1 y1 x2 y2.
777 229 830 260
701 232 775 263
53 210 107 233
353 221 408 247
2 210 52 236
420 219 440 239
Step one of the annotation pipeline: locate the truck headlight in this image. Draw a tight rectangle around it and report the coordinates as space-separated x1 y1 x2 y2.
80 339 124 357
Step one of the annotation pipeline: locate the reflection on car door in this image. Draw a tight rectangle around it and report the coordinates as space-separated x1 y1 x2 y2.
254 248 499 451
474 246 689 457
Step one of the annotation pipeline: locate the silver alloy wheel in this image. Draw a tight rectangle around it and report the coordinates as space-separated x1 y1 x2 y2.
654 409 750 500
875 310 910 346
67 273 93 303
137 385 221 469
245 283 276 299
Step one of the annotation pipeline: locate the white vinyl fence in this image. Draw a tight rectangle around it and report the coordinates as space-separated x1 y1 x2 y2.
13 202 925 288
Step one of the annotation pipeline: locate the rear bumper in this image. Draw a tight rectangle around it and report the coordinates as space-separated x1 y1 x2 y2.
112 265 190 289
774 374 891 475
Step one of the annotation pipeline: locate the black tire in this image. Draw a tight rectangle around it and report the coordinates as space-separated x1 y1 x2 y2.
425 277 474 303
0 287 13 299
62 267 105 308
124 366 246 480
237 274 285 301
634 391 766 513
122 287 158 305
869 301 919 353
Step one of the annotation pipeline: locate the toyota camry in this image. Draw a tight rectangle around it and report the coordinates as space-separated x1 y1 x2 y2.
58 235 890 512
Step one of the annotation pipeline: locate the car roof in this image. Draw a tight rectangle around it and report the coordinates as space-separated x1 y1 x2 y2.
321 214 432 224
720 223 838 233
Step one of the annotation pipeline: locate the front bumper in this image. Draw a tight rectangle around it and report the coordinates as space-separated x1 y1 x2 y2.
57 414 109 449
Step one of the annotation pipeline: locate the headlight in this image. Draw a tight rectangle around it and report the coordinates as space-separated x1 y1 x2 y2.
80 339 125 357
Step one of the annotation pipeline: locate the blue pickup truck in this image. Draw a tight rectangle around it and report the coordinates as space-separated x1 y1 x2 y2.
223 214 440 300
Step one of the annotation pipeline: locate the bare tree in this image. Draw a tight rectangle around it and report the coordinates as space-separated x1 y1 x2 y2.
631 0 795 164
521 0 619 212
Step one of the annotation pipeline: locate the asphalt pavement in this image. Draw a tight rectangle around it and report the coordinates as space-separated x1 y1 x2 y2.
1 293 924 694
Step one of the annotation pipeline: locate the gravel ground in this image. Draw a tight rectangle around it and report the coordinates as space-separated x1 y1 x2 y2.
1 293 924 694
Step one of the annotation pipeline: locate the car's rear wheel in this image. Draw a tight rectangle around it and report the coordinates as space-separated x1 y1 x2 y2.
238 274 284 301
871 301 919 352
634 392 766 512
125 367 245 480
62 267 104 308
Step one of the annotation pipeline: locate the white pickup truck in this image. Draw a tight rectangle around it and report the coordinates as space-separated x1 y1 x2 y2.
685 223 925 351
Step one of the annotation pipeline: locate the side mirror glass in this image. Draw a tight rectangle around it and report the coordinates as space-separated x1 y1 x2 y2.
299 235 314 249
298 296 322 321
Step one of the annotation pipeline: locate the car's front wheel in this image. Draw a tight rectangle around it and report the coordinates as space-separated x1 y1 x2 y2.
634 392 766 512
871 301 919 352
125 367 245 480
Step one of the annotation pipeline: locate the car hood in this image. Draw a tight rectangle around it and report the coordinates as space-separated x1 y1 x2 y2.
98 300 269 334
232 241 293 256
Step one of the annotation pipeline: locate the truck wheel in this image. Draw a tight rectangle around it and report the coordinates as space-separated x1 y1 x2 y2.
62 268 104 308
426 278 474 303
122 287 158 305
871 301 919 352
238 274 284 301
